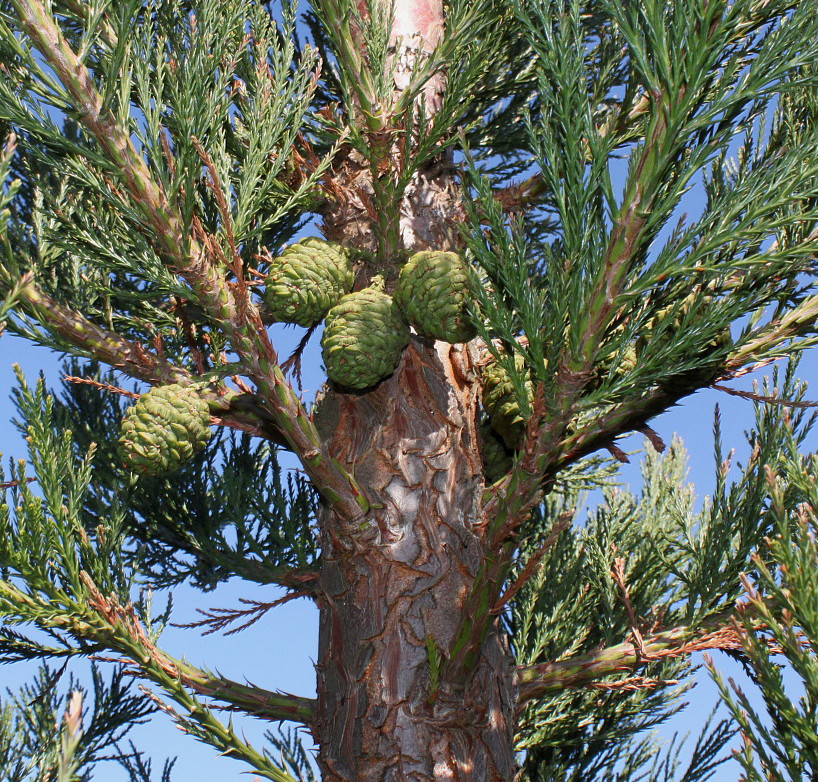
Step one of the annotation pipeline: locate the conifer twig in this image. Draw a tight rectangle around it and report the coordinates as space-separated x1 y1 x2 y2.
712 384 818 409
612 556 647 659
134 685 299 782
62 376 140 400
637 425 666 453
77 571 316 726
0 477 37 490
280 325 319 390
17 275 188 386
176 592 312 637
590 675 678 692
12 0 191 272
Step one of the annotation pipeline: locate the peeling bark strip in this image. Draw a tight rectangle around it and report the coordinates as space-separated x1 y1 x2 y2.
314 342 517 781
389 0 444 108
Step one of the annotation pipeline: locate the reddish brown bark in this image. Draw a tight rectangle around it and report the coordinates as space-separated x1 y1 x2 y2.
313 340 518 781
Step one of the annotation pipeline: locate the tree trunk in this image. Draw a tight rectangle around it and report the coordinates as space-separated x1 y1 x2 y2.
311 2 518 774
313 338 518 781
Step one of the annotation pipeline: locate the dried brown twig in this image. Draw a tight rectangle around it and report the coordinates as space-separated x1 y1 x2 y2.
491 511 573 614
0 477 37 490
63 375 140 399
590 675 679 692
280 325 319 390
175 592 312 636
612 554 647 659
712 383 818 409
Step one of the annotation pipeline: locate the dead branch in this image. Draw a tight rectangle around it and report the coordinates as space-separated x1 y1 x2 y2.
612 555 647 659
176 591 312 637
712 383 818 409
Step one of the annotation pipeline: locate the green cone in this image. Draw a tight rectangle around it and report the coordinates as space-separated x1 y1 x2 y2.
321 287 410 390
394 251 477 343
119 384 211 475
264 238 353 327
481 353 534 450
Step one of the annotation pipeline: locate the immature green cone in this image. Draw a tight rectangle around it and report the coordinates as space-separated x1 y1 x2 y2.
118 384 211 475
394 251 477 343
481 354 534 449
321 287 410 390
264 238 353 327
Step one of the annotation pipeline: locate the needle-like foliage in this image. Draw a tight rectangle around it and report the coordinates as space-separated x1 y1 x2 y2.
0 0 818 778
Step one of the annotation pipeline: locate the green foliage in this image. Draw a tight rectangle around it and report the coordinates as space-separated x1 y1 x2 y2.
0 663 170 782
0 0 325 363
0 372 307 781
50 360 319 590
264 727 318 782
709 429 818 781
465 0 818 434
514 441 704 778
513 364 816 779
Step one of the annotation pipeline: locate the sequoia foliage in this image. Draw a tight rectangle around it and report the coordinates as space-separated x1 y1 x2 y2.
0 0 817 780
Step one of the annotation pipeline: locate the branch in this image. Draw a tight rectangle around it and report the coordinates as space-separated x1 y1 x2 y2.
18 278 294 445
557 299 818 469
175 662 315 725
557 376 708 470
612 555 646 657
457 284 818 690
63 375 140 400
13 0 190 268
725 291 818 371
0 576 315 732
492 174 547 213
206 390 291 447
18 274 188 385
78 572 316 726
516 617 745 708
